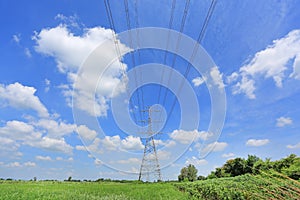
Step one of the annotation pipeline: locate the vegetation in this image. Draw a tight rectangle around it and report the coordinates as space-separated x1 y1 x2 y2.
0 181 189 200
178 164 198 182
206 154 300 180
177 171 300 199
0 154 299 199
176 154 300 199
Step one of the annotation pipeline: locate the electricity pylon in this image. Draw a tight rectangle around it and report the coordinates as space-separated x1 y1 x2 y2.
138 107 162 182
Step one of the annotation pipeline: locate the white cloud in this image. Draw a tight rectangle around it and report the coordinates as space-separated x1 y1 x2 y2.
76 125 97 141
120 135 144 150
99 135 144 151
45 79 50 92
290 55 300 79
201 142 228 154
7 162 21 167
24 162 36 167
232 76 256 99
210 66 225 89
75 145 86 151
33 24 130 117
226 72 239 84
154 139 176 148
231 29 300 98
68 157 74 161
185 157 208 166
169 129 212 144
12 34 21 43
117 158 140 164
0 82 49 117
30 137 73 154
287 142 300 149
276 116 293 127
222 153 235 158
36 155 52 161
24 48 32 58
246 139 269 147
0 120 74 155
56 157 63 161
36 119 76 138
0 120 41 141
192 77 205 87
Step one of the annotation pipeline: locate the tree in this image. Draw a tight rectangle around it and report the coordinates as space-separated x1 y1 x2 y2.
224 158 246 177
178 164 198 182
245 155 260 174
197 175 206 180
67 176 72 181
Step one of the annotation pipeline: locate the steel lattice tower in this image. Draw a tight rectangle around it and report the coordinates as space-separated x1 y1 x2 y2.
138 107 162 182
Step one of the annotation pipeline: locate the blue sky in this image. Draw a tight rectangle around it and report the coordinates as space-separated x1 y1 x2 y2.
0 0 300 181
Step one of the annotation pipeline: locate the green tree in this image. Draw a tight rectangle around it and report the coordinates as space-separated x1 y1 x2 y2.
178 164 198 182
245 155 260 174
224 158 246 177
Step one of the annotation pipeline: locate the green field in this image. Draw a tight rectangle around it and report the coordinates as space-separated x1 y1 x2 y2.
0 181 189 200
1 172 300 200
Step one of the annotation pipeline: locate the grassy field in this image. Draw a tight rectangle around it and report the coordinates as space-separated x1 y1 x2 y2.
1 172 300 199
0 181 189 200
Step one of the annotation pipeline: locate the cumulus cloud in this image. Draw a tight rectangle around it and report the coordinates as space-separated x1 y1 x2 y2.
36 119 76 138
0 82 49 117
222 153 235 158
116 157 140 164
201 142 228 154
12 34 21 44
76 125 97 141
230 29 300 98
246 139 269 147
0 120 73 155
210 66 225 89
120 135 144 151
170 129 212 144
276 116 293 127
36 155 52 161
24 162 36 167
44 79 50 92
287 142 300 149
33 24 130 117
192 77 205 87
100 135 144 151
185 157 208 166
24 48 32 58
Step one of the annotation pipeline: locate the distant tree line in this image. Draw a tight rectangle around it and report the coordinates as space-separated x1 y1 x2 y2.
178 154 300 182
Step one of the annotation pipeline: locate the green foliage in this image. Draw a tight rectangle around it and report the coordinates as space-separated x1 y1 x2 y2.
177 172 300 199
207 154 300 180
178 164 198 182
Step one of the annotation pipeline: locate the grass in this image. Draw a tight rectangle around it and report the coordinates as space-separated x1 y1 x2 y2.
0 181 189 200
1 172 299 200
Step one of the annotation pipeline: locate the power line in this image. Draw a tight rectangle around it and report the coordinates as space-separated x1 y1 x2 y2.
124 0 143 120
157 0 176 104
165 0 217 127
134 0 145 117
104 0 138 123
161 0 191 106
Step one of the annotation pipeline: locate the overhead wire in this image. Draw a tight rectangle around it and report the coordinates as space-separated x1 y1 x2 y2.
157 0 177 104
161 0 191 106
164 0 217 126
133 0 146 120
124 0 144 121
104 0 138 123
